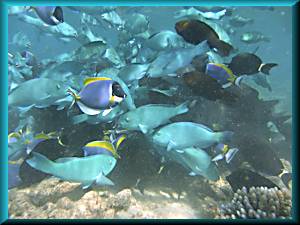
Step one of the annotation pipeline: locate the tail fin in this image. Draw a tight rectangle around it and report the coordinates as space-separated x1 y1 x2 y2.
216 131 234 143
213 40 233 57
176 101 190 115
71 114 89 125
67 88 80 110
26 152 55 175
260 63 278 75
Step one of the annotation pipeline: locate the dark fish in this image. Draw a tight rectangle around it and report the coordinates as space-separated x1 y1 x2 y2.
19 139 66 186
183 70 239 104
226 168 279 192
175 19 233 56
236 136 284 176
32 6 64 26
20 50 37 67
228 52 278 76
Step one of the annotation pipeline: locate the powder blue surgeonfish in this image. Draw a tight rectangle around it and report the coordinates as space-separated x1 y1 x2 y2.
31 6 64 26
117 101 190 134
26 152 117 189
152 122 234 151
205 63 244 88
68 77 127 116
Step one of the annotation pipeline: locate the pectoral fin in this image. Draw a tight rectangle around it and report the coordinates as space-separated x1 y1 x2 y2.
96 172 114 186
82 181 94 189
77 101 101 115
102 108 113 117
212 154 224 162
138 124 148 134
167 140 176 151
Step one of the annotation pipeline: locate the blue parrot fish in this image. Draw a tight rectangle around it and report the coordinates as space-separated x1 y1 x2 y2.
211 143 239 163
117 101 190 134
152 122 234 151
82 133 126 158
68 77 127 116
174 147 219 180
26 152 117 189
31 6 64 26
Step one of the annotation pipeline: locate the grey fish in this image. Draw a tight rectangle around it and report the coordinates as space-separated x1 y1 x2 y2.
229 15 254 27
26 152 117 189
145 30 187 51
8 78 68 108
240 31 271 44
17 14 78 40
152 122 234 151
118 102 190 134
175 7 226 20
147 41 210 78
124 13 149 34
167 147 219 180
118 63 150 84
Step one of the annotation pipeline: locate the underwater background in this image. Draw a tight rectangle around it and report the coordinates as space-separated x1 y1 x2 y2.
8 6 292 219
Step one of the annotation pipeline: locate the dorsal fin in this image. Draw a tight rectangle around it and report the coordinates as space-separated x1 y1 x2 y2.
84 77 112 86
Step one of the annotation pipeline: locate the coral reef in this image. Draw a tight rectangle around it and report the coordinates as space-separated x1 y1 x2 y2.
216 186 292 219
9 177 221 219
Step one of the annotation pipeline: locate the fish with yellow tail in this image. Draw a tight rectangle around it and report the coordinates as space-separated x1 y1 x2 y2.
212 143 239 163
82 132 126 159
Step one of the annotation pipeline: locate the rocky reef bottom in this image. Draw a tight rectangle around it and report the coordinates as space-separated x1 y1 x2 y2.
9 177 221 219
9 175 292 219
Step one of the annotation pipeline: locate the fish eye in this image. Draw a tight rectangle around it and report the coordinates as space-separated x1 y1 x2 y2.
125 117 130 122
112 82 126 98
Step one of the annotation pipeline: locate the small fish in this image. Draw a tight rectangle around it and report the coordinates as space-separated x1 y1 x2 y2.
118 101 190 134
101 10 124 30
212 143 239 163
229 15 254 27
68 77 126 116
173 147 219 180
20 50 37 67
147 41 210 78
175 19 233 56
145 30 187 51
240 31 271 44
31 6 64 26
17 15 78 41
228 52 278 76
82 133 126 158
118 63 150 84
124 13 149 35
26 152 117 189
205 63 244 88
152 122 234 151
8 32 31 50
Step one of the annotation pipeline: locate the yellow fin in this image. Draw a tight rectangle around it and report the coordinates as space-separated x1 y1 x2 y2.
86 141 115 152
8 132 21 139
115 134 126 150
34 133 50 140
84 77 112 86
